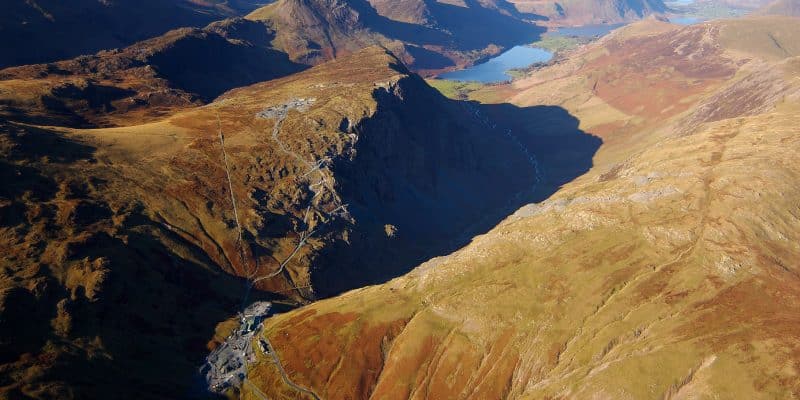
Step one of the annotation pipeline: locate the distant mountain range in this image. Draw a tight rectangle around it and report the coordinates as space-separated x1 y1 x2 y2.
247 0 548 73
1 0 672 73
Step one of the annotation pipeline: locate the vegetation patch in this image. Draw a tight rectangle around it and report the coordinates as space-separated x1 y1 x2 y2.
426 79 486 100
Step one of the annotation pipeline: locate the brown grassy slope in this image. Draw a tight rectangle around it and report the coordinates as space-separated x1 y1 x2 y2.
0 47 552 399
0 18 304 128
247 17 800 400
0 121 247 399
0 0 266 68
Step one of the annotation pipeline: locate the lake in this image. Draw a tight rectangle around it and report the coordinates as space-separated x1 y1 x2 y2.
666 0 696 5
671 16 705 24
437 45 553 83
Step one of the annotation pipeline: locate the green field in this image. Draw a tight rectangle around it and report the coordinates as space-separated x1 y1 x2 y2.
530 34 586 54
426 79 486 99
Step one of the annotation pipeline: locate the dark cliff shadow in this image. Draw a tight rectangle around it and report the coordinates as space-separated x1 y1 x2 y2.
311 78 602 298
479 102 603 202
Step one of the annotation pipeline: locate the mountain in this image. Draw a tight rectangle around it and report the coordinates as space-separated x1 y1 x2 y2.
0 46 569 398
508 0 668 25
246 17 800 399
0 18 306 128
246 0 546 74
1 0 669 78
0 0 267 68
755 0 800 15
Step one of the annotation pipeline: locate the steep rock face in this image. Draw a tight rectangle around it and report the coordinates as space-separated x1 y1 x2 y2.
247 18 800 400
0 47 553 398
0 0 266 68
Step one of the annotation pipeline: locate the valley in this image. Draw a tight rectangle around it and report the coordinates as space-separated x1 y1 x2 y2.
1 1 799 400
245 15 800 400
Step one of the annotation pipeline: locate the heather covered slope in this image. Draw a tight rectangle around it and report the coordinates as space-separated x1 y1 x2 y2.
0 0 267 68
248 17 800 400
0 47 576 398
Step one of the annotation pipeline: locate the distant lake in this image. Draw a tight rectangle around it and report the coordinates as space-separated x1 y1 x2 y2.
666 0 696 5
670 16 705 25
551 23 626 38
437 46 553 83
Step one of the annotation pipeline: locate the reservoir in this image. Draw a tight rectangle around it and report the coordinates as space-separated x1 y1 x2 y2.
437 45 553 83
671 16 704 24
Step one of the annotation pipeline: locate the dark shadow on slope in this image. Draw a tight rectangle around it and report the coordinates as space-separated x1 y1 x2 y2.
149 34 306 101
311 75 601 298
422 0 547 49
402 44 457 70
343 0 546 52
0 19 306 129
480 102 604 201
147 20 307 100
0 0 267 68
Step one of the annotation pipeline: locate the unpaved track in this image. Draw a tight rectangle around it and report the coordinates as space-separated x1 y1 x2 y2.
262 338 323 400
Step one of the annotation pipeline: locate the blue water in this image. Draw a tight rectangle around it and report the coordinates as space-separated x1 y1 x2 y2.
437 46 553 83
551 23 626 38
671 16 704 25
666 0 695 5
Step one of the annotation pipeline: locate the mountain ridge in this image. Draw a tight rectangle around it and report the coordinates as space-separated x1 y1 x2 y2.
0 46 582 398
246 16 800 400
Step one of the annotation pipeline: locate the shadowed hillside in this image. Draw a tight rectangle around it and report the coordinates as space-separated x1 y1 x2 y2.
0 0 269 68
247 0 547 74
